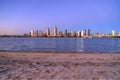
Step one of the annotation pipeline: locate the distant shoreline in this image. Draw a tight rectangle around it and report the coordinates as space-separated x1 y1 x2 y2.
0 35 120 38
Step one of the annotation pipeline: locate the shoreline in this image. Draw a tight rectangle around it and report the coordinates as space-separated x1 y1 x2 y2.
0 51 120 63
0 52 120 79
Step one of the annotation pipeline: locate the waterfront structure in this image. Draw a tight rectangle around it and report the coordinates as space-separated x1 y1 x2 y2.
30 30 34 36
67 33 71 37
36 30 39 37
84 29 86 37
59 31 63 37
88 29 91 37
64 29 68 37
112 30 115 36
81 30 84 37
54 26 57 37
77 31 81 37
30 30 36 37
118 32 120 36
38 30 44 37
94 33 110 38
71 31 76 37
46 28 50 37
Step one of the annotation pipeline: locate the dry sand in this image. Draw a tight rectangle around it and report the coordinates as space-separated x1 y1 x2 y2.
0 52 120 80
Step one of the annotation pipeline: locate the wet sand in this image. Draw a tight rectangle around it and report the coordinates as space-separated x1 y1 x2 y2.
0 52 120 80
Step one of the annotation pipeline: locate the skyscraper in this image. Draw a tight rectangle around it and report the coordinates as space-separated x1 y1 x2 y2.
81 30 84 37
30 30 35 37
88 29 91 37
54 26 57 37
112 30 115 36
36 30 39 37
77 31 81 37
84 29 86 37
71 31 76 37
64 29 68 37
46 28 50 37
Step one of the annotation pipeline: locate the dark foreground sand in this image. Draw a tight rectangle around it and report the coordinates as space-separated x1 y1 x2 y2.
0 52 120 80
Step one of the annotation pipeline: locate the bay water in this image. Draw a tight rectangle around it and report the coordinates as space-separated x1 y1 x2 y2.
0 37 120 53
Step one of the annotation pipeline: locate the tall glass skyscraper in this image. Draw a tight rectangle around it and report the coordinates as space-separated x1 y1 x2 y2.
54 26 57 37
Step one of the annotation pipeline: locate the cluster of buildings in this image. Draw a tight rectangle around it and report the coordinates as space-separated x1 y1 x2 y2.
93 30 120 38
0 26 119 38
111 30 120 37
29 26 120 38
30 26 91 38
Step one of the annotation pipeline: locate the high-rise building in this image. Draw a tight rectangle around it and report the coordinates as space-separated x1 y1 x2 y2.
30 30 35 37
71 31 76 37
88 29 91 37
54 26 57 37
84 29 86 37
46 28 50 37
77 31 81 37
112 30 115 36
36 30 39 37
64 29 68 37
81 30 84 37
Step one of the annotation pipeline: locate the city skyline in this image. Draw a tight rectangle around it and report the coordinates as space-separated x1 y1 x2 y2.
29 26 94 38
0 0 120 35
28 26 120 38
0 25 119 38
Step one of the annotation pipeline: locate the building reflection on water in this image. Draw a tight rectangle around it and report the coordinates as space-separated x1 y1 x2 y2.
77 38 84 52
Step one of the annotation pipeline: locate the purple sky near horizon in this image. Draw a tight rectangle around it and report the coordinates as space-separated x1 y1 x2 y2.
0 0 120 35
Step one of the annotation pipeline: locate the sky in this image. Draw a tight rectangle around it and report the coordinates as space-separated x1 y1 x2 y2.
0 0 120 35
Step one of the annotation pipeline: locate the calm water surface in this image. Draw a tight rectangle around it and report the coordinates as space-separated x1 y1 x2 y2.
0 37 120 53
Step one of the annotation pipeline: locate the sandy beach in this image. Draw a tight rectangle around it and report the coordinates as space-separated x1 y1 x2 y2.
0 52 120 80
